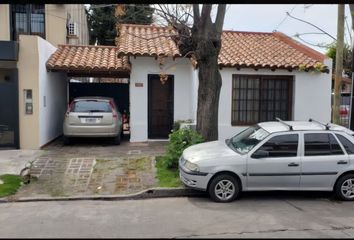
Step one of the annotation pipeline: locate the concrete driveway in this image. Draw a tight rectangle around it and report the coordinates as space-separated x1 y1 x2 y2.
9 136 168 198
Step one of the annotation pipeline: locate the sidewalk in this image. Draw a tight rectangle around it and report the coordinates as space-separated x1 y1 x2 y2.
0 149 43 175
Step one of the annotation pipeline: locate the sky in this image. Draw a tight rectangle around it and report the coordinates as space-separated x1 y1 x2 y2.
222 4 352 53
86 4 352 54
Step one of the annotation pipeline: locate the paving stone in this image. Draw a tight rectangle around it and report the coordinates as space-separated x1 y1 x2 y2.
13 140 167 198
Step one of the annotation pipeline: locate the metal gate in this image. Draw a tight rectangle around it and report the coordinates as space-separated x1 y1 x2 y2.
0 69 19 149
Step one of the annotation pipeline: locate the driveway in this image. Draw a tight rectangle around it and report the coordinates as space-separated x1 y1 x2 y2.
11 136 167 199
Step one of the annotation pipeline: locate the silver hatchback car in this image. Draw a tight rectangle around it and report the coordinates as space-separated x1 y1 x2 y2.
179 119 354 202
63 97 122 145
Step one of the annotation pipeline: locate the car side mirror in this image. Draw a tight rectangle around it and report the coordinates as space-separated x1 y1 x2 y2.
251 150 269 159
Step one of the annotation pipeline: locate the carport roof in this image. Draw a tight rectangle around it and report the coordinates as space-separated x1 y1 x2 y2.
46 45 131 77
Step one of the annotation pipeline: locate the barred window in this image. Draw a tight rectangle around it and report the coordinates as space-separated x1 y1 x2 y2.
231 75 293 125
11 4 45 40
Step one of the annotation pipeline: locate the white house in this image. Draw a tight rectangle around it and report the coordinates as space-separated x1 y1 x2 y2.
46 23 332 145
116 24 332 142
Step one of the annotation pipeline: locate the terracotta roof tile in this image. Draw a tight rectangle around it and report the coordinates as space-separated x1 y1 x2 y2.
116 24 328 71
116 24 181 58
46 45 131 75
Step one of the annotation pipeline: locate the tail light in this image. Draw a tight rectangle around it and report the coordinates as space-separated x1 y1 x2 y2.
65 101 74 117
109 100 118 118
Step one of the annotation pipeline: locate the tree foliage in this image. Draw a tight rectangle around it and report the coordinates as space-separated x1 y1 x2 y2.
86 4 154 45
326 42 352 78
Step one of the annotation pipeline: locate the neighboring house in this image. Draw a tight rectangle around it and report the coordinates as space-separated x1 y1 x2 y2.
44 23 332 145
331 75 353 128
0 4 89 149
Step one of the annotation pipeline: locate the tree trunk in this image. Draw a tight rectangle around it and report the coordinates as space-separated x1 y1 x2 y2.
196 54 222 141
333 4 345 124
192 4 226 142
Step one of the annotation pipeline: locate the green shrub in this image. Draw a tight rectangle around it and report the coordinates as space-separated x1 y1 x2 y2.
161 128 204 169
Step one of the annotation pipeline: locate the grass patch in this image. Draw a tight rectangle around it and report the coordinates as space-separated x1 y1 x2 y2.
0 174 22 197
155 156 182 188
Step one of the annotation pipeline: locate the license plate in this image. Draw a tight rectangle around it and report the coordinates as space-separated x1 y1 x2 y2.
85 118 98 123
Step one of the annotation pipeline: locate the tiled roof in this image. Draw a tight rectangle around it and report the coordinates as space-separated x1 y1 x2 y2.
116 24 328 71
116 24 180 58
46 45 131 75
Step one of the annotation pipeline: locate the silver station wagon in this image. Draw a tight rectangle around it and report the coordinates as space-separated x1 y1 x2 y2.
179 119 354 202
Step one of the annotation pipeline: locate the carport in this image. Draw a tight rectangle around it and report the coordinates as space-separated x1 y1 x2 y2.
46 44 132 137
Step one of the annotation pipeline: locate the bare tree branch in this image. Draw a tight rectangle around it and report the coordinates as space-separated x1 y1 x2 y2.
214 4 226 33
200 4 212 30
293 32 332 36
193 4 200 23
294 35 332 48
287 12 336 40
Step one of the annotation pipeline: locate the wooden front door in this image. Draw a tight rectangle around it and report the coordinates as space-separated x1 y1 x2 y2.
148 74 174 139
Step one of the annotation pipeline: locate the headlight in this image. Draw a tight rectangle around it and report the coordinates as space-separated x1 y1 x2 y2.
184 160 199 172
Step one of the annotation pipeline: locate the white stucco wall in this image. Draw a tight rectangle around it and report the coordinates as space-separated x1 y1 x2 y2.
218 58 332 140
129 56 195 142
130 56 332 142
38 38 67 147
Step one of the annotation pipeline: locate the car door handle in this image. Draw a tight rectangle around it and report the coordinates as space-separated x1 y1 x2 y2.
288 162 299 167
337 160 348 165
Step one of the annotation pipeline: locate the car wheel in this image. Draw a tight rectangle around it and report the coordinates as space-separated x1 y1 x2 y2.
208 174 240 203
335 174 354 201
113 134 121 145
63 136 71 145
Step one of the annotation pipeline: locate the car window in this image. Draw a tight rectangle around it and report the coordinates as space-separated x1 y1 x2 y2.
304 133 344 156
329 134 344 155
253 134 299 158
336 134 354 154
229 125 270 154
71 100 112 113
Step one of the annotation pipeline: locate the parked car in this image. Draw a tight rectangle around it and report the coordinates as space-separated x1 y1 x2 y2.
63 97 123 145
179 119 354 202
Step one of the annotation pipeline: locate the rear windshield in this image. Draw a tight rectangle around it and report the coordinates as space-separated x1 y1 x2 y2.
71 100 112 113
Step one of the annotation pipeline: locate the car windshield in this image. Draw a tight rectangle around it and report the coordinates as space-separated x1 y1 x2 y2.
71 100 112 113
228 125 269 154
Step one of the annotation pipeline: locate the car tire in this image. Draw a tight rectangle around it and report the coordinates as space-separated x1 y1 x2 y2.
63 136 71 145
113 134 121 145
335 174 354 201
208 174 240 203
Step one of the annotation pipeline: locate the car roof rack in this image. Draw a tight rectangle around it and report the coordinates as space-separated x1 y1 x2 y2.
308 118 330 130
276 117 293 131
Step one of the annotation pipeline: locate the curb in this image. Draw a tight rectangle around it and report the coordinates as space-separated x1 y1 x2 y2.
0 187 207 203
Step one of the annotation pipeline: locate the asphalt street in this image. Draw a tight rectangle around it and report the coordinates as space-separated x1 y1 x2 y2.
1 192 354 238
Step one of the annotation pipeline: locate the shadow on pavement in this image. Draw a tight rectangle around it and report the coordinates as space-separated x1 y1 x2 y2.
186 190 339 203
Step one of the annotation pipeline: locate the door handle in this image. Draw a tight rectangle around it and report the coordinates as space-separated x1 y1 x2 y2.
337 160 348 165
288 162 299 167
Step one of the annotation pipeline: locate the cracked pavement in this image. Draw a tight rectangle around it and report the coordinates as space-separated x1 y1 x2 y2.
1 193 354 238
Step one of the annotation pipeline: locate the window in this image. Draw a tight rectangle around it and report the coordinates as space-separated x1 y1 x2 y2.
336 134 354 154
304 133 344 156
252 134 298 158
231 75 293 125
71 101 112 113
11 4 45 40
228 125 269 154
